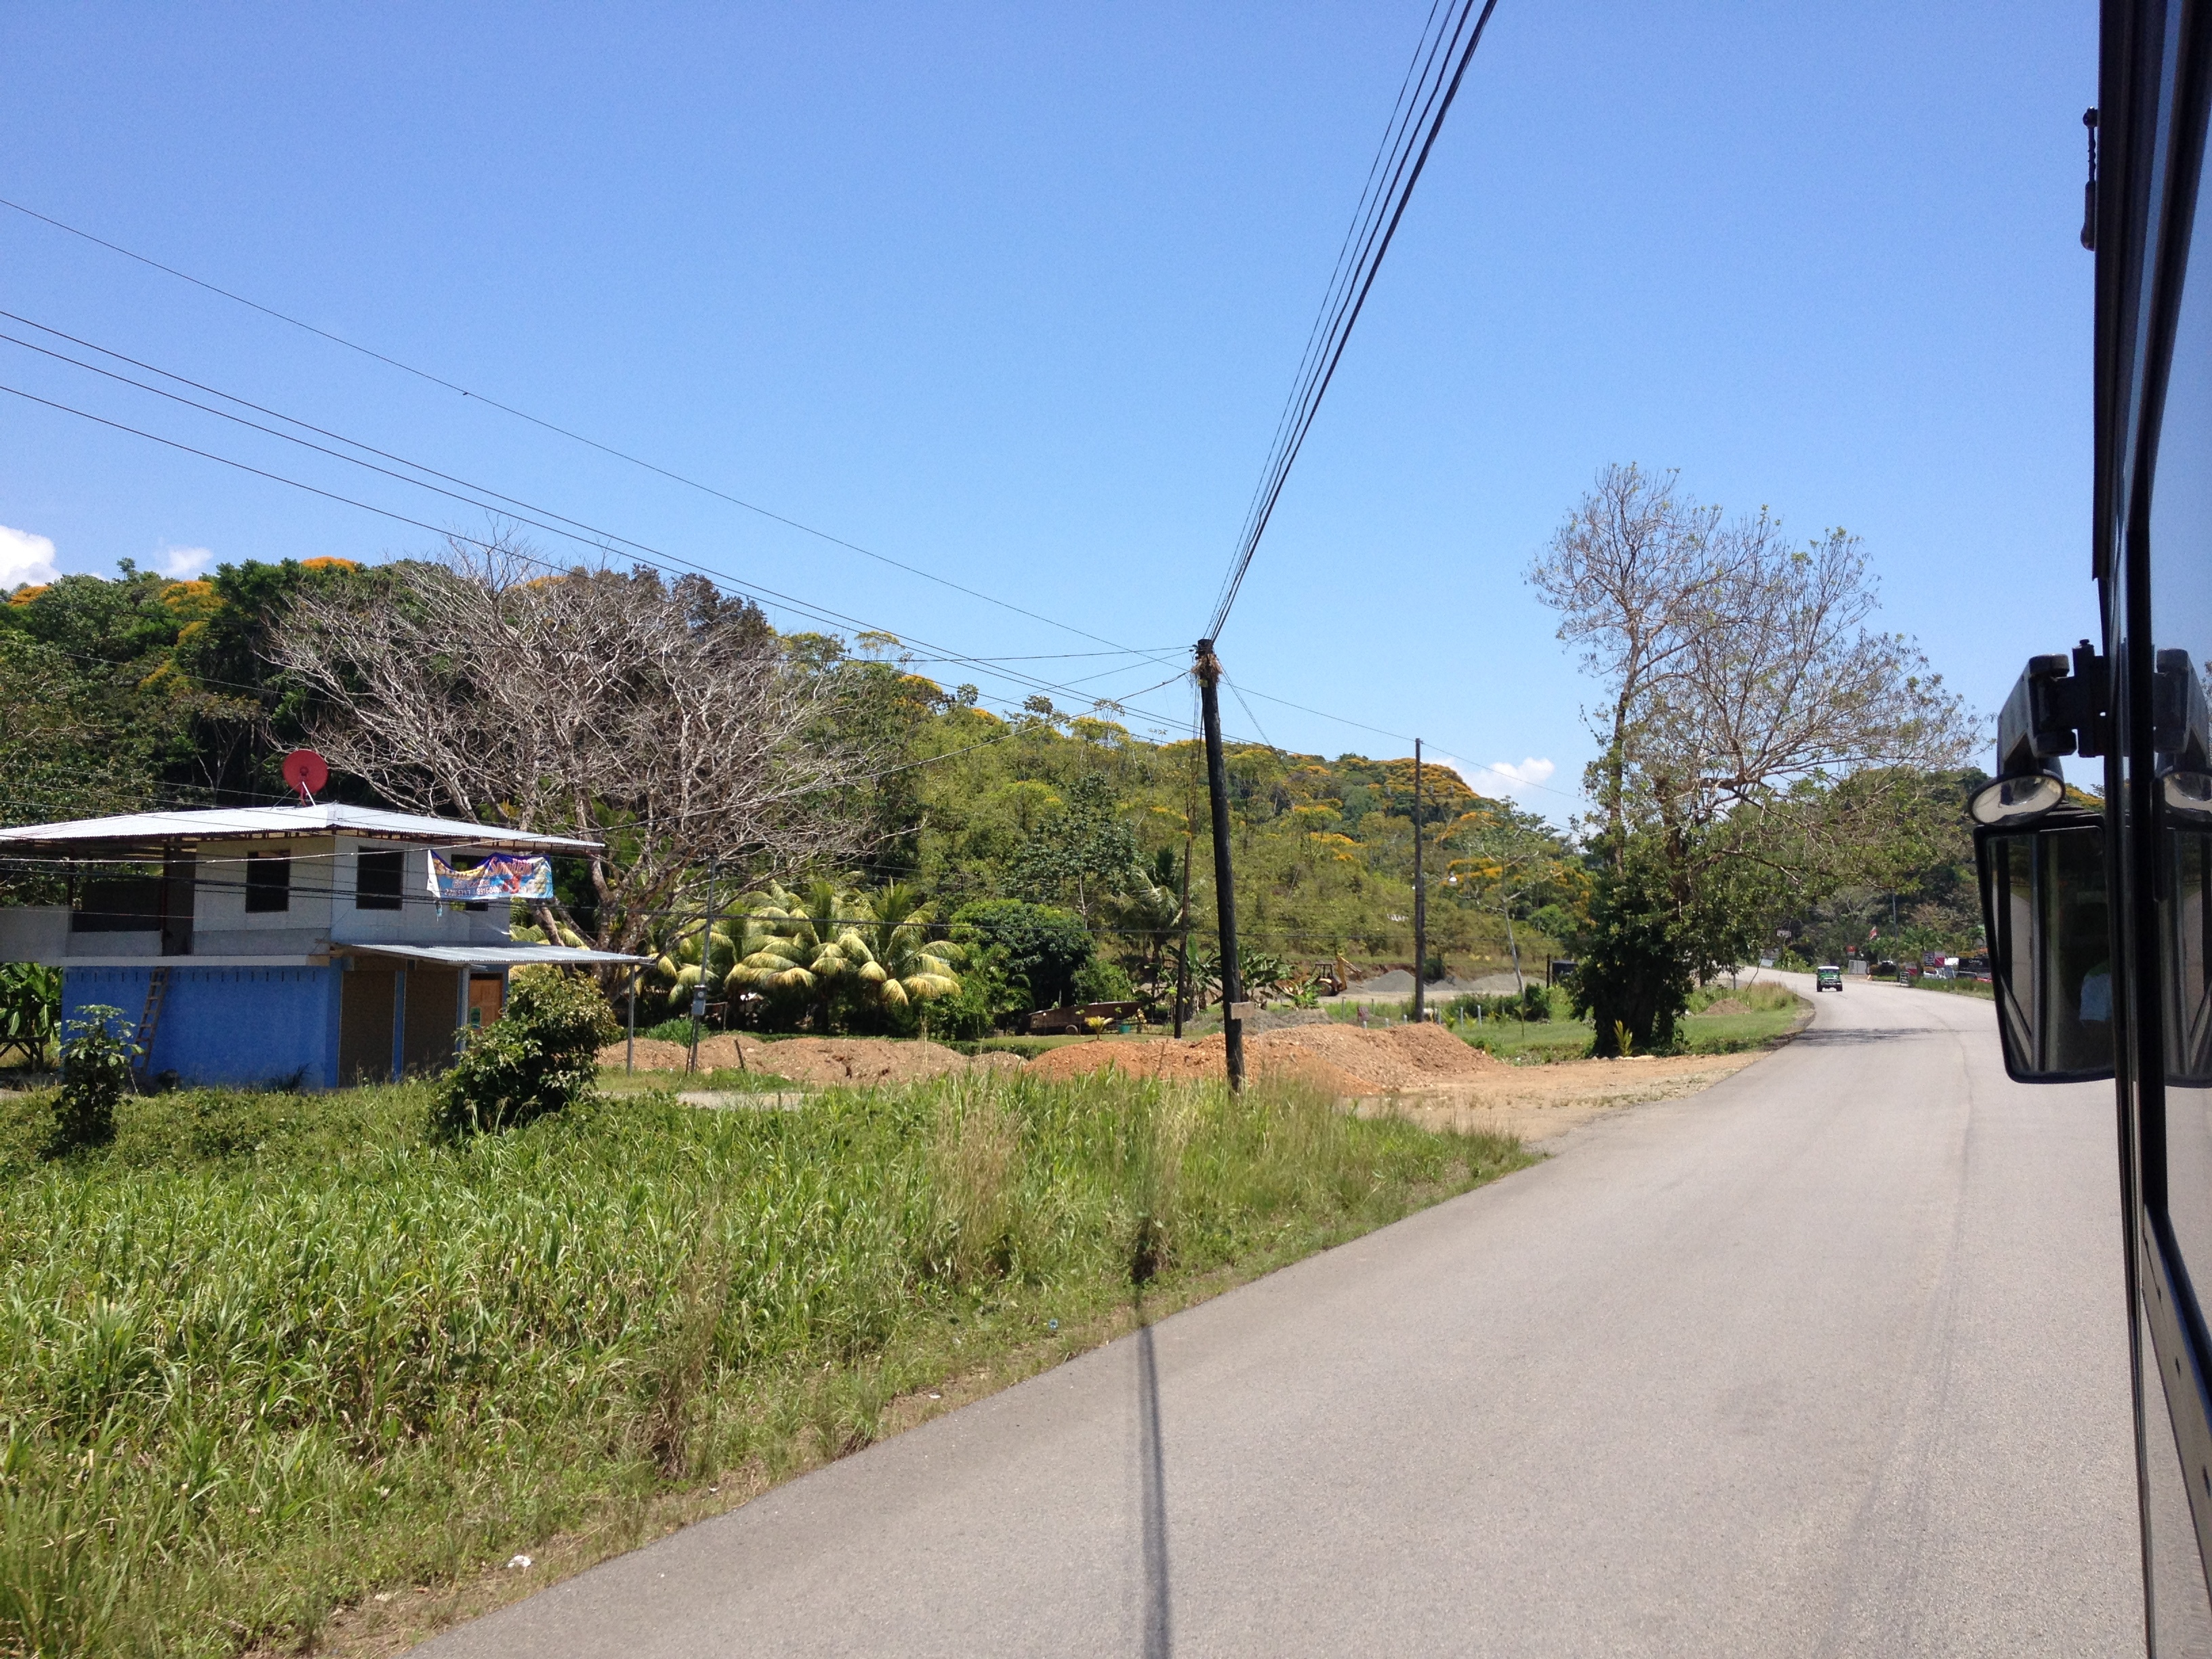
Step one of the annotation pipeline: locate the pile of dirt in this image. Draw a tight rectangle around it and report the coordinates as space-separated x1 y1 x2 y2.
1024 1021 1498 1097
1698 998 1751 1016
598 1035 1025 1085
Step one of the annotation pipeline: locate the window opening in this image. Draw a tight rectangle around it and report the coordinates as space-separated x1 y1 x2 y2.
355 849 405 911
245 851 292 914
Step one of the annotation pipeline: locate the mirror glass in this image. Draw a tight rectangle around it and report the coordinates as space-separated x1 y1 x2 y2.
1978 819 2115 1081
2168 830 2212 1084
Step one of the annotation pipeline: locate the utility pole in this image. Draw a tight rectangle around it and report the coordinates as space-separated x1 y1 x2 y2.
686 859 714 1076
1412 738 1427 1025
1195 640 1245 1090
1172 828 1193 1040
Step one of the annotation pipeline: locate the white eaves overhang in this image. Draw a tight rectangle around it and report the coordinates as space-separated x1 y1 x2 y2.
345 945 652 968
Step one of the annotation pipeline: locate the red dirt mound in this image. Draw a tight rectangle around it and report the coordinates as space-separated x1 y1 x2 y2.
1023 1021 1497 1096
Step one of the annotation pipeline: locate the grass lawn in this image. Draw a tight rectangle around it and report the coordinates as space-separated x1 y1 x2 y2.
1444 980 1807 1064
0 1069 1527 1658
1893 975 1996 1000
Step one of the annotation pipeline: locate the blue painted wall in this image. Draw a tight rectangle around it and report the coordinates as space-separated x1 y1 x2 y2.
63 966 343 1090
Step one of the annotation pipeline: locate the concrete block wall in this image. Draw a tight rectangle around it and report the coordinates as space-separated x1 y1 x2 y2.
63 965 344 1090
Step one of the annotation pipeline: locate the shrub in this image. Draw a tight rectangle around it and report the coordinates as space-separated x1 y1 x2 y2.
431 970 618 1139
52 1003 138 1153
1443 987 1555 1024
1070 956 1134 1004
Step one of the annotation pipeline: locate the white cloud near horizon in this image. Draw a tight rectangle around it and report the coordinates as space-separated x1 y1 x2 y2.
0 523 60 590
159 544 214 579
1435 754 1560 805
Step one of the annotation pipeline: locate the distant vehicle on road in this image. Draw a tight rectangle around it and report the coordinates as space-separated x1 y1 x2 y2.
1815 966 1844 993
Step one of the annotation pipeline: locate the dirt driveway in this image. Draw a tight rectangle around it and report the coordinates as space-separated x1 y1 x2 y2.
1364 1050 1767 1146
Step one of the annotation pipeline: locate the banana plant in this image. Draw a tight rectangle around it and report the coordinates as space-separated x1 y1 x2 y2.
0 962 59 1066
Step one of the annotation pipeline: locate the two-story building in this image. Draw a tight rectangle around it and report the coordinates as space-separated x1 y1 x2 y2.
0 804 646 1088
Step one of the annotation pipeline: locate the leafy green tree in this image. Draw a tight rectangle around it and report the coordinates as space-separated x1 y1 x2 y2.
1008 775 1143 922
951 899 1093 1012
1569 840 1694 1055
0 632 155 838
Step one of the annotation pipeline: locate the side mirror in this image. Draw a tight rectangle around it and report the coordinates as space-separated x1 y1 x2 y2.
1975 809 2115 1082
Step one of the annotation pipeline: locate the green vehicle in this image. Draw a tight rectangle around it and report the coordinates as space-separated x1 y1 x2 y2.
1815 965 1843 993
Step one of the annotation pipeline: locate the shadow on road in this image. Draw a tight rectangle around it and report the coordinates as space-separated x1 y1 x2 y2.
1792 1025 1941 1046
1135 1296 1171 1658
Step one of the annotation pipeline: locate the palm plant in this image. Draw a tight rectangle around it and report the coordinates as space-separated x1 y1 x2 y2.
654 905 772 1012
731 880 869 1025
729 880 963 1032
842 883 963 1010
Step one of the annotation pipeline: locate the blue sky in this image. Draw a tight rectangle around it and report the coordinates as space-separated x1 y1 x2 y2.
0 3 2097 827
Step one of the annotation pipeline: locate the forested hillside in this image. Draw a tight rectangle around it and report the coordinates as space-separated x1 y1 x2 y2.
0 557 1584 1028
3 550 1992 1033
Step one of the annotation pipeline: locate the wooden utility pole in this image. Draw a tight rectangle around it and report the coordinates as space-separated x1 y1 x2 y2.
686 859 715 1076
1195 640 1246 1090
1412 738 1427 1025
1172 829 1194 1040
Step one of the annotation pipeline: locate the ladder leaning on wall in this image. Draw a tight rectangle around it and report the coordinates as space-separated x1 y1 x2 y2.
132 967 170 1089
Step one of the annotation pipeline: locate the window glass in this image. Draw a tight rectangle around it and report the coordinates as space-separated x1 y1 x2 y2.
354 849 404 912
2149 112 2212 1334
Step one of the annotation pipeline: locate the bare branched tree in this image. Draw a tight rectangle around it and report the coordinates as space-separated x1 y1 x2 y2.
270 536 885 954
1531 465 1974 881
1530 466 1979 1045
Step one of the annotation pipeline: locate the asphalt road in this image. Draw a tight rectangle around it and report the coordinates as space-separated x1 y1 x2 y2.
419 973 2142 1657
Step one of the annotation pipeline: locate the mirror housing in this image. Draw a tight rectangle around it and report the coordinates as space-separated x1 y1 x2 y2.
1975 808 2115 1082
1969 642 2106 826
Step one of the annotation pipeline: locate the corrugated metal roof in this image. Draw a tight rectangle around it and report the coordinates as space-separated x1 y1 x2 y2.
0 804 598 853
354 943 650 966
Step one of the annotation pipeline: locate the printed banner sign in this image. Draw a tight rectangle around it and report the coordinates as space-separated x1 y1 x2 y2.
428 851 552 901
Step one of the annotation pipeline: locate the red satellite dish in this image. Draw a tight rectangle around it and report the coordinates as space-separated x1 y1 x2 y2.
281 749 329 803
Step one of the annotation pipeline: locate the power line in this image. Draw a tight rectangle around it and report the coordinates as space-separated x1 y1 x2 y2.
0 197 1185 665
0 216 1566 793
0 327 1188 720
0 377 1202 733
1206 0 1499 643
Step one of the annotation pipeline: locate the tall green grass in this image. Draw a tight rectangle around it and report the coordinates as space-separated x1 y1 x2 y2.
0 1071 1522 1656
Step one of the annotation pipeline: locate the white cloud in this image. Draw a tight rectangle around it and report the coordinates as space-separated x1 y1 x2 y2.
158 544 213 579
0 523 60 590
1438 754 1559 802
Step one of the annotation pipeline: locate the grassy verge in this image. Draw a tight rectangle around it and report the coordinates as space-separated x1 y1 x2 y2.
1889 975 1996 999
0 1070 1527 1658
1442 981 1805 1063
596 1065 804 1097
